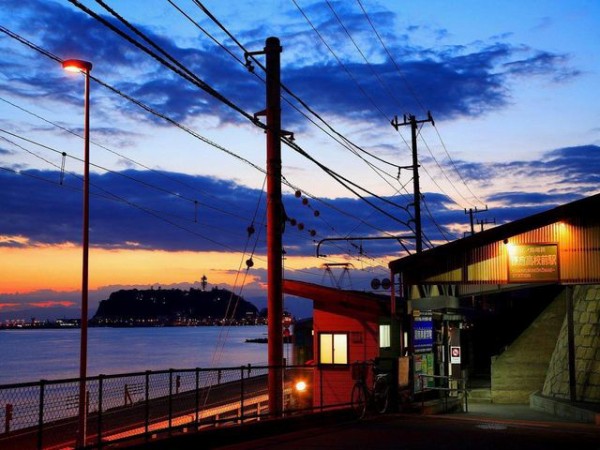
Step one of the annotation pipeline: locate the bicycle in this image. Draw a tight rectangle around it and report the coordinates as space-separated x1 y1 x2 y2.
350 360 390 419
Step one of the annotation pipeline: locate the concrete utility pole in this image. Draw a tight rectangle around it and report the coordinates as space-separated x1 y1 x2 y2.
464 206 489 235
477 217 496 233
265 37 284 418
391 113 434 253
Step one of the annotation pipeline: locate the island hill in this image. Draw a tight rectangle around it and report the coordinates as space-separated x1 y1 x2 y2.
90 287 264 327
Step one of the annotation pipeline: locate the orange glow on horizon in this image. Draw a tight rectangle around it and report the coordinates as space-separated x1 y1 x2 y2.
0 244 386 295
0 246 263 294
28 301 76 308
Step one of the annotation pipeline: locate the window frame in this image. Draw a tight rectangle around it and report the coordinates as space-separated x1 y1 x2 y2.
318 332 349 365
379 324 391 349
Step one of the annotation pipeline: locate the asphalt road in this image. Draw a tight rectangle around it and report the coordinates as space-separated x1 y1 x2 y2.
215 413 600 450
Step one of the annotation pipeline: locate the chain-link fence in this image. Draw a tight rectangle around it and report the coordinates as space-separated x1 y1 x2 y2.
0 364 327 449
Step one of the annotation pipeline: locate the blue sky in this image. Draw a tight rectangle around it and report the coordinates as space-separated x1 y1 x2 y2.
0 0 599 320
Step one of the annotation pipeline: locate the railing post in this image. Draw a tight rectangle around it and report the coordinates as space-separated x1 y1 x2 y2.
37 380 45 450
168 369 173 434
319 365 323 412
195 368 200 426
98 375 104 449
5 403 13 434
240 366 245 424
463 378 469 413
144 371 150 441
420 375 424 412
444 377 448 413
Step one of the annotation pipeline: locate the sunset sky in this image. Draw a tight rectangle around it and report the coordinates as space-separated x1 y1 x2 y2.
1 0 599 320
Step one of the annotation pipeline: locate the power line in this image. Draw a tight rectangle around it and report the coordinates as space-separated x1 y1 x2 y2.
52 6 415 235
356 0 486 208
1 22 416 261
70 0 260 125
181 0 412 191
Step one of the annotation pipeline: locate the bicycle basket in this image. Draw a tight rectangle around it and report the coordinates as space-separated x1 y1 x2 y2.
351 362 368 380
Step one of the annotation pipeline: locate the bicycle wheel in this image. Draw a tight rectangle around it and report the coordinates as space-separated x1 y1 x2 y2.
373 377 390 414
351 382 367 419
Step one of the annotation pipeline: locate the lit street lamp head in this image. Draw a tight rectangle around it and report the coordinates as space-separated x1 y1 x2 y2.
62 59 93 73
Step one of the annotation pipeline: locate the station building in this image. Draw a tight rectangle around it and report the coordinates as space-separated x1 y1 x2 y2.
286 193 600 419
388 193 600 412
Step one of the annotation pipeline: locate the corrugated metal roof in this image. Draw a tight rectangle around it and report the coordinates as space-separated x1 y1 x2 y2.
283 279 389 314
389 193 600 285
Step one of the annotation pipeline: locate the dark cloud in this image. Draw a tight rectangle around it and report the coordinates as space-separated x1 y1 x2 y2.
2 143 599 320
0 167 415 256
3 146 597 257
1 0 580 130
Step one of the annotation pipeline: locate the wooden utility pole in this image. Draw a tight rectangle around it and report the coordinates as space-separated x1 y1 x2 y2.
265 37 284 417
391 112 434 253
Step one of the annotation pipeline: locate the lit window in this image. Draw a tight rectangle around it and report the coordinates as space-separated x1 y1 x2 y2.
319 333 348 364
379 324 391 348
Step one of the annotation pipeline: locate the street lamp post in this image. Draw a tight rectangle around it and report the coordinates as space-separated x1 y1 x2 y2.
62 58 93 449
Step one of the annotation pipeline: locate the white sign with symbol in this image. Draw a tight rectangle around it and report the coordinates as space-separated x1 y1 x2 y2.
450 346 461 364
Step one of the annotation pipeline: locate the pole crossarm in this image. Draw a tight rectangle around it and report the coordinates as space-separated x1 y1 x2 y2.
316 235 416 257
390 112 434 253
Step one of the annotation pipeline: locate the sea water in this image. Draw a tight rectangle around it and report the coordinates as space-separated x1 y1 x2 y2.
0 326 286 385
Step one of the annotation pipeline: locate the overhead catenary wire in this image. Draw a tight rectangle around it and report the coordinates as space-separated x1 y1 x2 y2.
1 14 426 264
1 29 408 268
168 3 417 230
50 4 417 237
0 14 398 362
0 133 248 252
189 0 406 173
3 6 468 250
0 126 259 224
356 0 486 208
0 124 386 278
70 0 261 126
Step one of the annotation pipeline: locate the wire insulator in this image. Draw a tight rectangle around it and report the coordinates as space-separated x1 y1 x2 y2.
60 152 67 185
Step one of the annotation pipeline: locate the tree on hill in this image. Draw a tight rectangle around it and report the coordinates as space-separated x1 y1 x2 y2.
91 287 259 325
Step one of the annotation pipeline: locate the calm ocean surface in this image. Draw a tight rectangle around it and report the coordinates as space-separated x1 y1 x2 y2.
0 326 287 385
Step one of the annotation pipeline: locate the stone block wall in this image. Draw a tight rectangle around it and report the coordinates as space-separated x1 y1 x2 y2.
542 285 600 402
491 290 566 404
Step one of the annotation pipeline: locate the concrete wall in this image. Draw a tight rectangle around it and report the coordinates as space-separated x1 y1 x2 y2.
491 290 566 404
542 285 600 402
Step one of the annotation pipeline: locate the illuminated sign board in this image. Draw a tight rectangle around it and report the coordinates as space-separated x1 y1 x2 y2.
413 312 433 353
507 243 559 283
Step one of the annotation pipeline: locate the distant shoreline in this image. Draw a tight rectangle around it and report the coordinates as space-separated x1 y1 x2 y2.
0 323 269 330
245 336 293 344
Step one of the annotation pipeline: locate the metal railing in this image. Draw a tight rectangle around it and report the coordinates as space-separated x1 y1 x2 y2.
0 364 322 450
416 374 468 413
